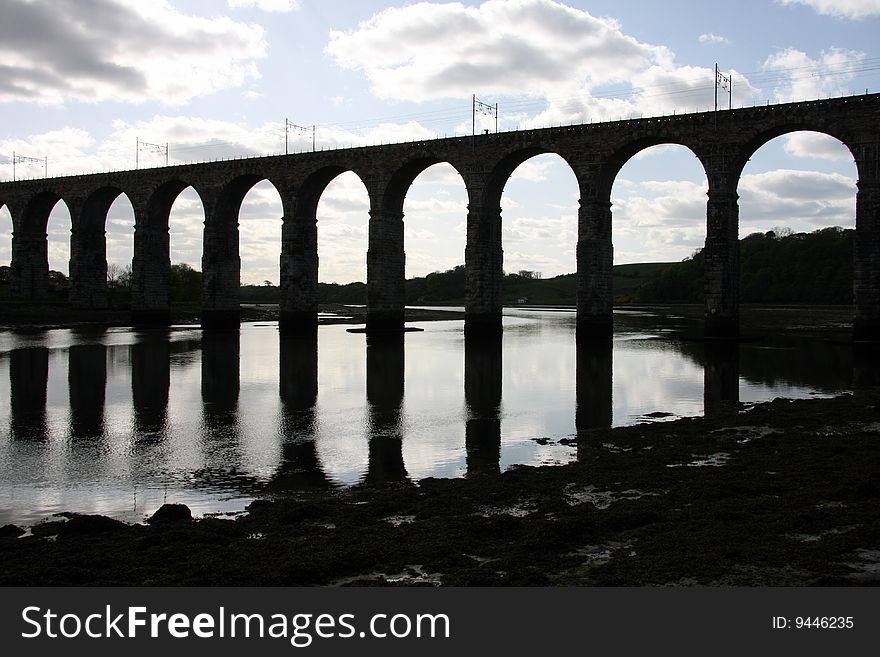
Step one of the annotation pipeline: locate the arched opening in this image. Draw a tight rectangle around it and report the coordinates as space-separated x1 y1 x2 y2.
738 130 856 305
200 175 284 327
10 192 70 301
0 203 11 297
316 171 369 287
105 193 135 307
47 199 72 298
71 187 134 309
132 182 203 324
610 144 709 304
501 153 580 294
401 162 468 303
168 186 205 319
238 180 283 289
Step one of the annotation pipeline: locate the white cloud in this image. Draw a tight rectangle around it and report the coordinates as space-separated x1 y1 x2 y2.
228 0 300 12
783 132 854 161
325 0 756 124
739 169 856 225
778 0 880 19
763 47 866 102
0 0 266 105
699 33 730 44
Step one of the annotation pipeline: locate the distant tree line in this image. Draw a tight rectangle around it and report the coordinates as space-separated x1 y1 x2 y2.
634 227 853 304
0 227 855 307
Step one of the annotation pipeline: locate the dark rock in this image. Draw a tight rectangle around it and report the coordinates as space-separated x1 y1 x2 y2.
31 520 67 537
0 524 25 539
148 503 193 525
245 499 275 514
58 514 127 537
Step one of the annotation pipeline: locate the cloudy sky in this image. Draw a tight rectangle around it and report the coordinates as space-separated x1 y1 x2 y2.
1 0 878 284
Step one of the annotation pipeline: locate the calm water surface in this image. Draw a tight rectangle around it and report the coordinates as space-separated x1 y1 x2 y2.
0 308 853 526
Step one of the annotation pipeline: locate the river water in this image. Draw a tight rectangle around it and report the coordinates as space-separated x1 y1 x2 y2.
0 307 854 527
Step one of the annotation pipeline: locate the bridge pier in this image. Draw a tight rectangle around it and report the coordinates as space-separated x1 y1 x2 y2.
366 209 405 334
855 179 880 342
464 204 503 336
279 204 319 334
704 187 740 339
10 232 49 300
69 225 108 310
201 219 240 329
576 196 614 337
131 220 170 326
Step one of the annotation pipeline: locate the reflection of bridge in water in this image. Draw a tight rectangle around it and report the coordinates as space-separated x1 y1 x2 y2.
1 94 879 340
6 327 871 495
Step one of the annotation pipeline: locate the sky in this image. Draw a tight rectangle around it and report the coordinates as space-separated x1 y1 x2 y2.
0 0 879 285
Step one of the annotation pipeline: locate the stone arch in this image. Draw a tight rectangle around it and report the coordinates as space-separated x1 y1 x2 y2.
0 200 11 269
70 186 134 309
599 137 706 200
376 157 469 291
11 191 69 300
132 179 205 324
608 142 710 303
736 128 858 309
483 147 581 210
732 123 859 183
465 147 581 335
380 156 468 216
201 173 286 326
280 165 370 332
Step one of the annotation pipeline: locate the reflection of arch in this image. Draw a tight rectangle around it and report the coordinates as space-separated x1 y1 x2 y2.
10 191 68 300
133 180 203 325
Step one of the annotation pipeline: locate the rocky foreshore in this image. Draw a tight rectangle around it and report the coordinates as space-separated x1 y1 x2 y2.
1 392 879 586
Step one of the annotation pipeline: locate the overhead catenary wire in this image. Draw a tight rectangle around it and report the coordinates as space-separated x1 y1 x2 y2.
3 57 880 180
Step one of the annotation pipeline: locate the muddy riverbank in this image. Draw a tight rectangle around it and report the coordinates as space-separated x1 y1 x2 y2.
2 391 879 586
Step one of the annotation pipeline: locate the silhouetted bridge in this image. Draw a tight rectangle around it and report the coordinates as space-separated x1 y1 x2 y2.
1 94 879 338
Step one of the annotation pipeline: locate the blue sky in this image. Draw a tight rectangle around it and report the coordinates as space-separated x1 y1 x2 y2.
1 0 878 284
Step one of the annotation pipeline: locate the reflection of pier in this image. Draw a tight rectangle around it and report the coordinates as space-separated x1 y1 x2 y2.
703 341 740 418
854 342 880 393
68 342 107 439
201 330 240 420
575 335 613 436
364 333 408 484
9 347 49 441
464 335 502 477
274 330 331 490
131 332 170 437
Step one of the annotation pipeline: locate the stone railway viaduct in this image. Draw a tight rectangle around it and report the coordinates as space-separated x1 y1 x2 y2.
1 93 879 339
